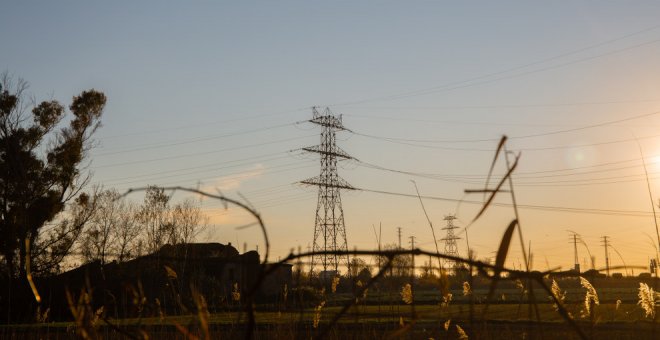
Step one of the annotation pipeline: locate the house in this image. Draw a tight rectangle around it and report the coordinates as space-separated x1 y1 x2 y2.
32 242 291 321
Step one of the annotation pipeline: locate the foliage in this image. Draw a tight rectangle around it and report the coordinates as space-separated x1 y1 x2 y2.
0 74 106 278
31 192 97 275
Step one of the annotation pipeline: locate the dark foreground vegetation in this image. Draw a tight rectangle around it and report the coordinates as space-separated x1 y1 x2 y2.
2 258 660 340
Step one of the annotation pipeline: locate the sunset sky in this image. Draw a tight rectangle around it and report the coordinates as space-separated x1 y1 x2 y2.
3 2 660 274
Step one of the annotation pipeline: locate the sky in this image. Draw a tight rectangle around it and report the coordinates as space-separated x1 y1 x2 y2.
3 2 660 274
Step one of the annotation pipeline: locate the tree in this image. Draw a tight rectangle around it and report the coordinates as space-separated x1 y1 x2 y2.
31 190 98 275
0 74 105 279
112 199 140 262
376 243 412 278
348 257 369 278
169 198 207 245
80 186 208 262
80 189 141 264
138 186 207 255
138 186 171 254
80 189 117 264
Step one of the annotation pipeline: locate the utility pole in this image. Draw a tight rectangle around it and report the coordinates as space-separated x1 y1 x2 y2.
301 107 354 276
601 236 610 277
408 235 417 318
397 227 403 249
409 235 416 276
569 232 580 273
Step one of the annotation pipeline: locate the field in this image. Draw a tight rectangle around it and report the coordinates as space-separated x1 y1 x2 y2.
2 283 660 339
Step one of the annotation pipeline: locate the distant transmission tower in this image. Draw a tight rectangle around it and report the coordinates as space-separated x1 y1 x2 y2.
301 107 354 275
441 214 461 270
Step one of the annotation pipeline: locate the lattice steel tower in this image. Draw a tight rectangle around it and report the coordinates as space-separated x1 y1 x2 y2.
441 214 461 269
301 107 354 274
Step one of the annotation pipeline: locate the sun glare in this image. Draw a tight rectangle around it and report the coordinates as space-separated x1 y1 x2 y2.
650 155 660 169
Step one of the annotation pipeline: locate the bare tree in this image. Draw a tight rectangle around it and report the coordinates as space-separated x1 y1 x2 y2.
349 257 369 278
169 198 207 245
113 201 140 262
377 243 412 277
79 188 144 264
80 189 117 264
138 186 170 254
135 186 208 254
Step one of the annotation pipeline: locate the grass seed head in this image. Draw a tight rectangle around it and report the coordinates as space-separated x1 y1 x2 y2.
401 283 413 304
441 293 453 307
462 282 471 296
515 279 524 291
579 277 599 318
456 324 468 339
638 282 656 318
313 300 326 328
550 279 566 312
231 282 241 302
331 276 340 293
283 283 288 302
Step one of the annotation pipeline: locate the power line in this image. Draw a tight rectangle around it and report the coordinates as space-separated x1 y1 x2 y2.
95 122 299 156
349 120 660 153
100 153 291 184
200 185 310 208
350 109 660 144
506 157 649 176
200 187 316 212
326 24 660 107
107 160 309 187
92 134 316 169
112 162 315 189
358 187 654 217
354 157 660 187
98 107 308 140
382 36 660 102
340 98 660 111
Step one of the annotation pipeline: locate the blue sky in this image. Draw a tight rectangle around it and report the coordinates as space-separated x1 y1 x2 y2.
3 2 660 273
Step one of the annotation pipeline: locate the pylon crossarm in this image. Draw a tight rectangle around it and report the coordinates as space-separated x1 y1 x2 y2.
301 146 352 159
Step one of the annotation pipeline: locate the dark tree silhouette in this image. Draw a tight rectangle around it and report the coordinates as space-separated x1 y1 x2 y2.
0 75 106 279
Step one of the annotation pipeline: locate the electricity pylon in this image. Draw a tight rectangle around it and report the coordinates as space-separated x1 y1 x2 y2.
301 107 354 275
441 214 461 271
